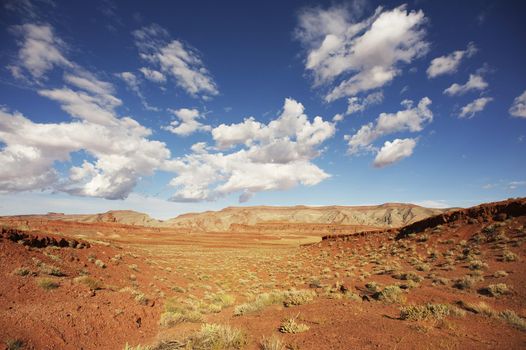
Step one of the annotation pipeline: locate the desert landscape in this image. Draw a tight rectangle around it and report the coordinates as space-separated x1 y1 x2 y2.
2 0 526 349
1 198 525 349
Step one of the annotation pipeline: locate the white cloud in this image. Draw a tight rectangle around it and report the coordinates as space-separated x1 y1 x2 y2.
163 108 212 136
508 181 526 190
1 22 172 200
509 90 526 118
117 71 140 92
332 113 344 122
443 74 488 96
165 98 335 202
11 23 73 79
345 97 432 154
346 91 384 116
0 107 171 200
38 87 121 125
373 138 416 167
139 67 166 83
411 199 451 208
427 42 477 78
295 4 429 101
133 24 218 98
116 71 160 112
459 97 493 118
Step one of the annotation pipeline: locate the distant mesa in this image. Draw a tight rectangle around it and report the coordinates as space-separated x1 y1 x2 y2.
5 203 449 232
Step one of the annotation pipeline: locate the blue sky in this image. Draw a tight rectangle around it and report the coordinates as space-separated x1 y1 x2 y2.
0 0 525 219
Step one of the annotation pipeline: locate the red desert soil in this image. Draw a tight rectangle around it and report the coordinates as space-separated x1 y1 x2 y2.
1 198 525 349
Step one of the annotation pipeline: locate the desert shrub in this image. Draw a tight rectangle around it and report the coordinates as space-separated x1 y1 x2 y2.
5 339 24 350
95 259 106 269
123 344 151 350
417 234 429 242
373 285 406 304
393 271 423 283
365 281 380 293
207 293 236 309
13 267 30 276
432 276 450 286
481 283 509 297
234 290 314 316
493 270 508 278
456 300 495 317
37 278 59 290
415 263 431 272
74 276 103 290
502 251 518 262
182 323 246 350
279 315 309 334
135 293 150 305
129 264 139 271
400 303 465 321
468 260 488 270
260 335 285 350
171 285 186 293
453 275 483 290
283 290 315 307
160 297 204 327
39 264 65 277
499 310 526 330
308 278 322 288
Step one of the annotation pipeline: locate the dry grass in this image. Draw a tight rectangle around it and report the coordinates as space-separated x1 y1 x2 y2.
74 276 103 290
373 285 406 304
152 323 246 350
481 283 509 297
499 310 526 330
234 290 315 316
260 335 285 350
37 278 59 290
279 315 309 334
456 300 496 317
12 267 30 276
400 303 465 321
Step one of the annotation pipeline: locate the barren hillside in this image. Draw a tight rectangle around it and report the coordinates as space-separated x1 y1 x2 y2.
165 203 448 231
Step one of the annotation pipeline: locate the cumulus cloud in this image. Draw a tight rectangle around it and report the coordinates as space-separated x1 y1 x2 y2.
459 97 493 118
163 108 212 136
509 90 526 118
0 108 171 199
1 22 172 200
139 67 166 83
295 4 429 101
164 98 335 202
11 23 72 79
373 138 416 167
345 97 432 154
443 74 488 96
133 24 218 98
346 91 384 116
427 42 477 78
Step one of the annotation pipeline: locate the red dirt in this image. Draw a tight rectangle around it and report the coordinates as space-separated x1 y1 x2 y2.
1 198 525 349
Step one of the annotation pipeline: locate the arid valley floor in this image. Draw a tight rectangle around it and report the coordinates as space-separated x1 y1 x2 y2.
1 199 525 349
